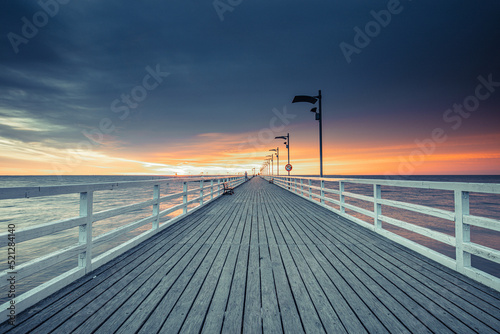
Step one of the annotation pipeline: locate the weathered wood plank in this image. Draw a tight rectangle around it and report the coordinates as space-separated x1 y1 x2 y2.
256 193 282 334
50 202 233 333
113 198 241 334
242 198 262 334
159 242 231 333
220 204 251 333
175 190 252 333
288 217 440 333
268 199 341 333
200 191 251 333
266 197 363 333
311 208 500 329
59 198 232 333
261 191 304 333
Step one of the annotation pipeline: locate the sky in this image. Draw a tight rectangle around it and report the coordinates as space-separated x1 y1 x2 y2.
0 0 499 176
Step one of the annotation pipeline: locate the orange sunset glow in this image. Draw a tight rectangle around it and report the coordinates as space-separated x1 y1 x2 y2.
1 124 499 176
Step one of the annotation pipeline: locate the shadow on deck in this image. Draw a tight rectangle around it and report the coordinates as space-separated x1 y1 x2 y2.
2 177 500 333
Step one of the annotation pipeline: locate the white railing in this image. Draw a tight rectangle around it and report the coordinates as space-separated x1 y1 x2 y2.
264 175 500 292
0 176 245 319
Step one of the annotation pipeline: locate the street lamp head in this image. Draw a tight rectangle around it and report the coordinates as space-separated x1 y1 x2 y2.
292 95 317 104
310 107 317 113
269 149 276 152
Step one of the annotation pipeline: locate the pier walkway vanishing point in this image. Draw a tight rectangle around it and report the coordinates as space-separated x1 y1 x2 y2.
1 177 500 333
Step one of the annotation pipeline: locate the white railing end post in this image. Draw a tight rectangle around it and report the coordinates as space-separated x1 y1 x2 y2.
199 180 204 206
455 189 471 272
79 191 93 274
183 182 188 214
210 179 214 200
374 184 382 230
320 179 325 204
153 184 160 229
339 181 345 213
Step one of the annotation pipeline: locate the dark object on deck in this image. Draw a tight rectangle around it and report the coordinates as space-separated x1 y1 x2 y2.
223 182 234 195
268 178 274 184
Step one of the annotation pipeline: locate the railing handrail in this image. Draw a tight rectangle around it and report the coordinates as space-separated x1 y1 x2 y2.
0 175 246 320
267 175 500 194
264 175 500 293
0 176 235 200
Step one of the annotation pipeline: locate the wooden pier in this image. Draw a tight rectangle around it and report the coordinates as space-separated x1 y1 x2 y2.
1 177 500 333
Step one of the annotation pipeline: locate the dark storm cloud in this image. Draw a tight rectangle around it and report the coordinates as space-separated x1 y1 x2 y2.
0 0 499 151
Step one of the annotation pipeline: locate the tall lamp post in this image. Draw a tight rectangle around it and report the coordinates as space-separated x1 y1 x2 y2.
275 133 290 175
292 90 323 177
266 154 274 175
266 159 271 176
269 148 279 176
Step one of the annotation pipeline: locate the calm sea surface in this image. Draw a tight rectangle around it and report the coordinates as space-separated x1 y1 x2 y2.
0 175 499 303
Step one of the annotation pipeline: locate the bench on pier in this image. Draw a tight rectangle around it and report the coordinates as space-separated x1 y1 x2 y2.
223 182 234 195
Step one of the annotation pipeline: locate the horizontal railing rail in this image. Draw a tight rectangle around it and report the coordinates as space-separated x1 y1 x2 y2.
0 175 245 319
263 175 500 292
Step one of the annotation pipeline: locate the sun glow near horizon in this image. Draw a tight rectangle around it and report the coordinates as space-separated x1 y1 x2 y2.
1 129 499 176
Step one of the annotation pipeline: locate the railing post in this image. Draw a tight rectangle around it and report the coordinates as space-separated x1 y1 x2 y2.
374 184 381 230
153 184 160 229
211 179 214 200
218 179 221 196
300 179 303 196
308 179 312 199
339 181 345 213
79 191 93 274
183 182 188 214
455 190 471 272
320 180 325 204
200 180 204 205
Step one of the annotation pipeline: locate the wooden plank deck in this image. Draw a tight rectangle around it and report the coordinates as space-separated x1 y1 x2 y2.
2 177 500 333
